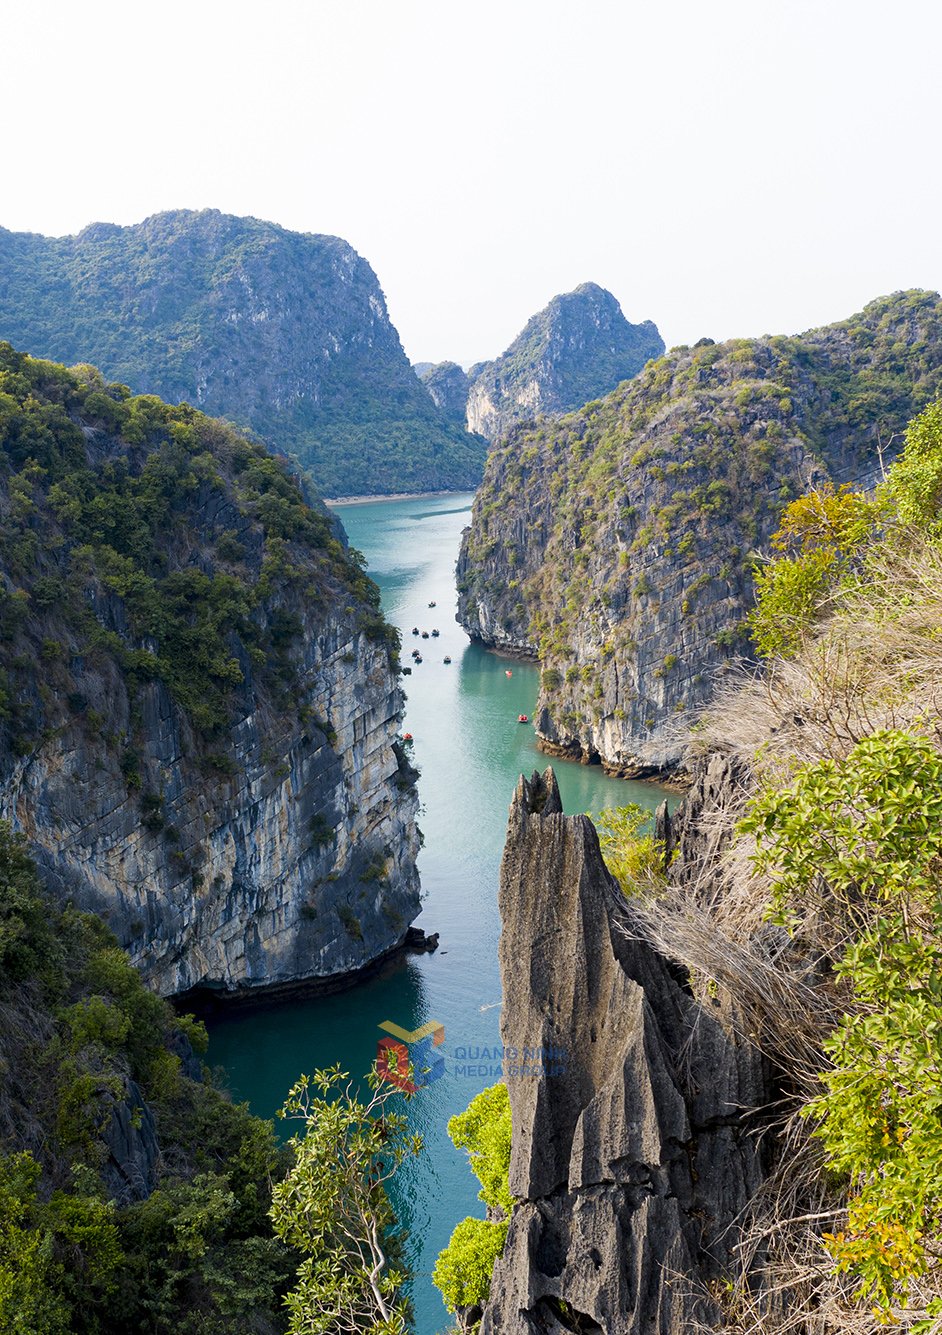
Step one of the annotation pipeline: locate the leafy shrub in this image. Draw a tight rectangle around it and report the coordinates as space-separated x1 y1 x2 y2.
742 731 942 1317
590 805 665 895
434 1083 512 1314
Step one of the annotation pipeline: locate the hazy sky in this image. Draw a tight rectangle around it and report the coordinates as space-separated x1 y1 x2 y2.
4 0 940 366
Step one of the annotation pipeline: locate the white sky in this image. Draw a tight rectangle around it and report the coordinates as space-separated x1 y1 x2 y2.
3 0 940 367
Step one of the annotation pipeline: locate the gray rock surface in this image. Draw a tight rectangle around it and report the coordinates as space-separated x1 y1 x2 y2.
0 356 422 999
416 360 472 428
2 612 421 998
482 768 767 1333
466 284 663 443
101 1077 160 1205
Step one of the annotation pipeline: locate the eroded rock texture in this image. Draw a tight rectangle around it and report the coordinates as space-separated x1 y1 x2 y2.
483 769 767 1333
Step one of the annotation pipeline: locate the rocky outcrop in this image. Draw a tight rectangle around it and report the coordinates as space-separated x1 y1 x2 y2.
483 768 768 1333
416 360 472 428
0 344 421 997
101 1077 161 1205
457 291 942 775
8 615 421 998
465 284 663 442
0 210 485 497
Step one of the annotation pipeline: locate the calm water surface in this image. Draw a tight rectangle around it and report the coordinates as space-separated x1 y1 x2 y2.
207 492 673 1334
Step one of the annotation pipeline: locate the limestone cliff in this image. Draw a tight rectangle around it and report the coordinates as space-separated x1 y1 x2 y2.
482 768 768 1333
415 360 472 429
457 290 942 775
0 343 420 997
0 210 485 497
466 284 664 442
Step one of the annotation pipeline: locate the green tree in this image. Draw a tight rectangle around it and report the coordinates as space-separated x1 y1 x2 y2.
270 1064 419 1335
741 730 942 1318
590 804 664 895
881 397 942 536
433 1083 512 1316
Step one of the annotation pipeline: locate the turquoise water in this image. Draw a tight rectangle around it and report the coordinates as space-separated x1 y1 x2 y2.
206 492 673 1334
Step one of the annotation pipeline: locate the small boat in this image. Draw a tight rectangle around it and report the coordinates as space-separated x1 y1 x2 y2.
431 629 440 637
505 669 513 678
518 714 529 724
421 631 430 639
402 666 412 675
428 600 436 608
403 732 413 742
412 627 420 635
443 656 452 664
411 650 421 659
415 655 423 663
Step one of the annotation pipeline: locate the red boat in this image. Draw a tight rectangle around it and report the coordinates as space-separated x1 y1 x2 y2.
518 714 529 724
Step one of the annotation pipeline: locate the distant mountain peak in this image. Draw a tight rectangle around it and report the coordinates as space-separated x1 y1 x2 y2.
0 210 485 497
465 283 664 441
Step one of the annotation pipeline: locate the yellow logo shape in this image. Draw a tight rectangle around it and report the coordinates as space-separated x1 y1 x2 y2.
378 1019 445 1045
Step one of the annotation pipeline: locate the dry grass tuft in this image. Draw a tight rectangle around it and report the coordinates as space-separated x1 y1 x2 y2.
621 535 942 1333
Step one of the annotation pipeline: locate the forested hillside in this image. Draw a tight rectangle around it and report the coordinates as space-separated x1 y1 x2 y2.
0 210 486 497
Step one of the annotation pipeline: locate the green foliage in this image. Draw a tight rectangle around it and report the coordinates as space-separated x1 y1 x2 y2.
590 805 665 896
748 546 840 659
337 904 364 940
434 1083 512 1315
0 1152 120 1335
741 730 942 1316
0 819 293 1333
746 482 886 660
271 1064 419 1334
0 821 59 982
771 484 880 558
747 401 942 661
431 1216 509 1317
0 213 486 498
447 1082 513 1215
0 340 398 745
307 813 336 848
881 397 942 537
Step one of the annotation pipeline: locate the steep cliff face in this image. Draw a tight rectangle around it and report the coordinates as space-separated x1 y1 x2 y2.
0 343 420 997
457 290 942 775
415 360 472 429
482 768 768 1333
0 210 485 497
466 284 664 442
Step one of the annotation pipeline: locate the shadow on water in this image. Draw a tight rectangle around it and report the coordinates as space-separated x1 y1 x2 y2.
206 492 675 1334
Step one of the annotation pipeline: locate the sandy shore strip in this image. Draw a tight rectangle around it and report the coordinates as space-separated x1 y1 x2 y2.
324 489 470 506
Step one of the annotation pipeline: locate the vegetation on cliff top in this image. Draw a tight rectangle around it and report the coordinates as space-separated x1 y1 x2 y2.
0 210 486 497
466 282 664 440
0 340 397 757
